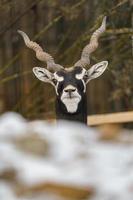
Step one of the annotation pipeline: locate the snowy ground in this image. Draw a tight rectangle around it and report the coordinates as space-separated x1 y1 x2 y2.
0 112 133 200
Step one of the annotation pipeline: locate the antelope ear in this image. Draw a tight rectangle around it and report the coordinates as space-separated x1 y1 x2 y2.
33 67 53 84
87 61 108 81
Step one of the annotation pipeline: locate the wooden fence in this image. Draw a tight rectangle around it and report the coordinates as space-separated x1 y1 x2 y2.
87 111 133 126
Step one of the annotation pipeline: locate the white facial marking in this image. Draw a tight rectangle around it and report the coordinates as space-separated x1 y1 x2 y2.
75 68 86 79
75 68 87 93
54 73 64 82
61 85 81 113
64 85 75 91
81 80 86 93
55 82 59 95
52 72 64 95
62 98 81 113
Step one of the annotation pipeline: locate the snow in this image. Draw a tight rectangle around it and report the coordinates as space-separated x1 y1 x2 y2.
0 112 133 199
0 112 27 139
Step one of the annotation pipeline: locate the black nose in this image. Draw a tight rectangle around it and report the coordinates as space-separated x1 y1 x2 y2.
64 88 76 93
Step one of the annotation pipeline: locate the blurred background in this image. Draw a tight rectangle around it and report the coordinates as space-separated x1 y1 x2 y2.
0 0 132 120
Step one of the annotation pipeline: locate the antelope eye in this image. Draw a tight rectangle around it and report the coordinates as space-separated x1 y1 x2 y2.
83 73 88 81
52 78 57 85
83 73 88 78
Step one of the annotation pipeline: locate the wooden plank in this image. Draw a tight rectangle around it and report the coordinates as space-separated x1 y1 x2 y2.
87 111 133 126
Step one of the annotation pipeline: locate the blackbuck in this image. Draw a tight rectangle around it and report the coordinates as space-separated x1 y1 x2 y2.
18 17 108 124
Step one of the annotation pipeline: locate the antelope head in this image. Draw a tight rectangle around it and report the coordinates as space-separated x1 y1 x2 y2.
18 17 108 114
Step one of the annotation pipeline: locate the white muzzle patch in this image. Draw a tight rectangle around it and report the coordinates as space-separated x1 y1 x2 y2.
61 85 81 113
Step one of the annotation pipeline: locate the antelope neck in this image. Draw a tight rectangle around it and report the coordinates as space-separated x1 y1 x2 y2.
55 93 87 124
